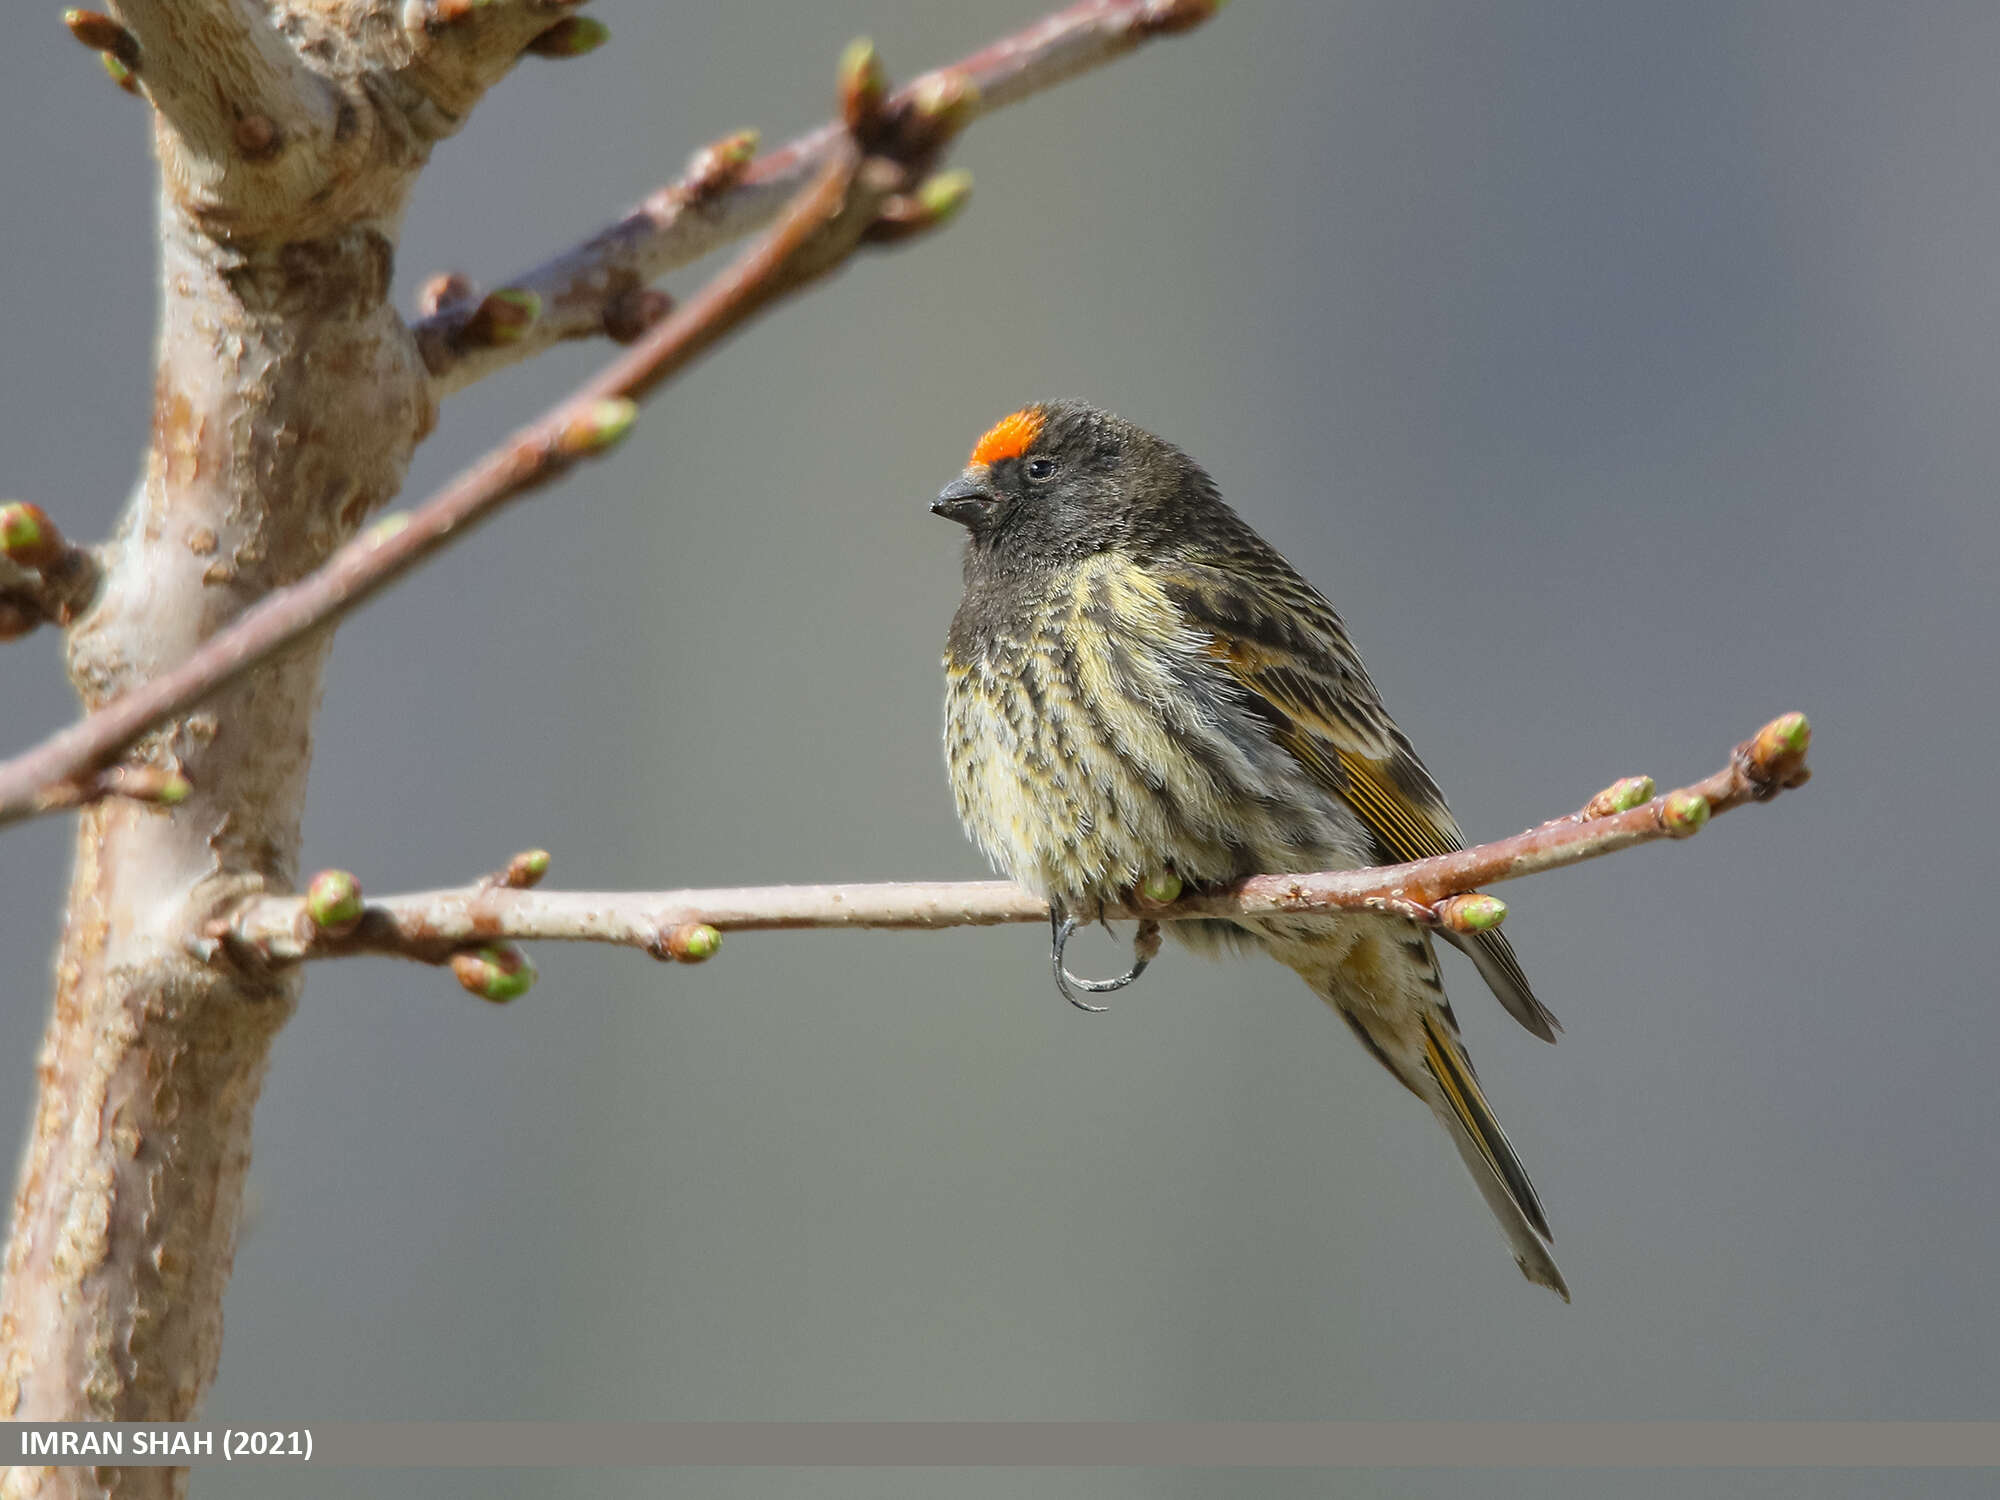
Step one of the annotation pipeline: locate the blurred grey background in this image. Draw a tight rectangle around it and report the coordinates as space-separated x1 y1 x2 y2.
3 2 1997 1496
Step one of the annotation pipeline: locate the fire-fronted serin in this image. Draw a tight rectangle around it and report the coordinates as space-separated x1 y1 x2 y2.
934 399 1569 1299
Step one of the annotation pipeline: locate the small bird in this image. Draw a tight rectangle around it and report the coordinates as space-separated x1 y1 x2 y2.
933 400 1569 1298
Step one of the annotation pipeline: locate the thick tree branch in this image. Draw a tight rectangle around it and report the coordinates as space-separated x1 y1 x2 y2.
100 2 326 138
216 715 1814 977
415 0 1224 395
98 0 343 222
7 0 790 1471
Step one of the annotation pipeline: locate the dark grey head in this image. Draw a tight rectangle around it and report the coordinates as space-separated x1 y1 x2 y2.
931 400 1228 571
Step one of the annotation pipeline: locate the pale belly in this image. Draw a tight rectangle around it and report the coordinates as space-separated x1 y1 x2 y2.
943 651 1176 900
942 634 1379 929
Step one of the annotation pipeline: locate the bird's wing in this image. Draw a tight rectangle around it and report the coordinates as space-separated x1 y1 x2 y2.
1157 557 1562 1042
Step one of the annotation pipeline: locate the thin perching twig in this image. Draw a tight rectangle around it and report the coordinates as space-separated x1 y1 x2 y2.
0 149 860 830
415 0 1224 394
214 714 1813 985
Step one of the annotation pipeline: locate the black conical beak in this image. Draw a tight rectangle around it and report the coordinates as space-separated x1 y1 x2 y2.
931 472 995 529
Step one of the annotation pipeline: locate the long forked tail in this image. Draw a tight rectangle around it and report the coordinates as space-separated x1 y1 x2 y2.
1416 1013 1569 1301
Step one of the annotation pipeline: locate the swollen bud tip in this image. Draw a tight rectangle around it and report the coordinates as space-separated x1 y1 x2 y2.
681 130 760 202
305 869 365 935
556 398 638 458
527 16 609 57
1584 774 1655 820
470 288 539 346
839 37 887 130
713 129 759 167
102 765 192 807
602 286 672 344
1754 712 1811 765
918 170 974 223
101 52 139 93
66 10 139 69
451 943 537 1003
0 502 62 571
663 922 722 963
910 69 978 132
1660 790 1711 837
416 270 476 319
1139 870 1183 905
1441 893 1507 932
503 849 551 888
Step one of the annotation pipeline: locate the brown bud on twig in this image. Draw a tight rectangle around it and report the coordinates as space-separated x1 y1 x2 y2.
1364 889 1505 932
839 37 888 137
1746 711 1812 791
305 869 365 937
496 849 552 890
64 10 140 72
451 943 538 1002
601 286 672 344
554 399 638 459
681 130 760 205
0 503 65 572
1659 790 1712 838
1583 775 1655 821
461 288 541 348
527 17 609 58
659 922 722 964
94 764 192 808
864 170 974 244
100 53 140 95
1435 892 1507 933
0 502 97 629
903 69 979 145
416 271 479 321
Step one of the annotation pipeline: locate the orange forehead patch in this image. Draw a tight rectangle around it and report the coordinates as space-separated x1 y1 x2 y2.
969 407 1044 468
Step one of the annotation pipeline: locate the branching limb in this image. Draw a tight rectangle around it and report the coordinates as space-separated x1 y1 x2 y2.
69 1 608 240
83 1 343 217
395 0 601 135
214 715 1813 987
415 0 1224 394
0 147 863 830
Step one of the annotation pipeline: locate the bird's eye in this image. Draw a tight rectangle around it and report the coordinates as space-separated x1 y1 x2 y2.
1025 458 1056 482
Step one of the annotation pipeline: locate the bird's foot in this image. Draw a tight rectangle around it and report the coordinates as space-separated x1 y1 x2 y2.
1049 905 1162 1012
